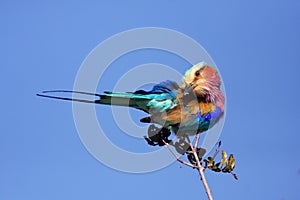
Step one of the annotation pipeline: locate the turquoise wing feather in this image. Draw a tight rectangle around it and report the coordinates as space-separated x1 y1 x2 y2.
96 80 179 114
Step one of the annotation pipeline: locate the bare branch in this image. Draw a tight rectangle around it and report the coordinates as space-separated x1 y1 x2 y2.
212 141 221 159
198 167 213 199
164 133 214 200
194 133 200 149
192 133 214 200
162 140 196 168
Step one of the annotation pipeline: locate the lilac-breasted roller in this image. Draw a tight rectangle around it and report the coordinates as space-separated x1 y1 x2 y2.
37 62 225 135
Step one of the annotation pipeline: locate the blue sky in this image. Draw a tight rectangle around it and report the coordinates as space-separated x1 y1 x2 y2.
1 1 300 199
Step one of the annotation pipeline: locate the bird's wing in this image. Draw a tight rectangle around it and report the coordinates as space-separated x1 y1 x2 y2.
98 80 180 114
142 80 179 112
137 80 182 123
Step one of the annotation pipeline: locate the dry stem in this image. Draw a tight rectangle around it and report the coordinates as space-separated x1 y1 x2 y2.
163 140 196 168
190 134 213 200
163 133 214 200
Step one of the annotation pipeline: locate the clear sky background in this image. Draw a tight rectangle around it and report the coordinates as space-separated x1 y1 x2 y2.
1 1 300 199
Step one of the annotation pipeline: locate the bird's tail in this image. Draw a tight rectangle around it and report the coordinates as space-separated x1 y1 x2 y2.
36 90 153 112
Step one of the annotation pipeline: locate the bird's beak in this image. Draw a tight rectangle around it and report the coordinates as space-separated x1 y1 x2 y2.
183 82 195 93
190 81 197 89
181 81 196 92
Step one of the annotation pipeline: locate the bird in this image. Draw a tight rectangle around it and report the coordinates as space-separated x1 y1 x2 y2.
37 61 225 136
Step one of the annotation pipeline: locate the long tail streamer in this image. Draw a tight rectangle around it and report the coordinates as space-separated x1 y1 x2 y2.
36 90 101 104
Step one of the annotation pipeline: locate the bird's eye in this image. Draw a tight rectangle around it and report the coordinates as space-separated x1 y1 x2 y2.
195 70 200 76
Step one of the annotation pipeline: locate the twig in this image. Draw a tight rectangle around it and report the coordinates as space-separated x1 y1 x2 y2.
194 133 200 149
191 133 214 200
162 140 196 168
163 134 214 200
203 141 222 172
198 165 213 200
212 141 221 159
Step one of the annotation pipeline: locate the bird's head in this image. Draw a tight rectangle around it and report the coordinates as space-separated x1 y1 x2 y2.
182 62 223 103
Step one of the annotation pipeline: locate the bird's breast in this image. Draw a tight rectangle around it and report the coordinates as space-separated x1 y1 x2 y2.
199 102 216 115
